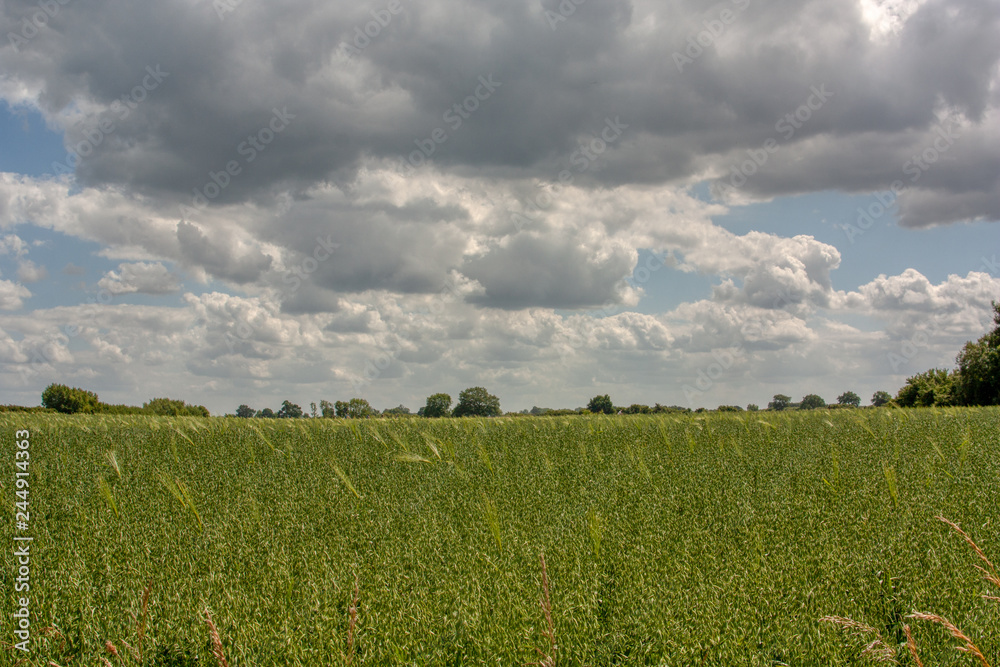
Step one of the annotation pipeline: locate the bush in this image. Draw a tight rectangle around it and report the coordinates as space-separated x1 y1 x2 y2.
41 384 101 414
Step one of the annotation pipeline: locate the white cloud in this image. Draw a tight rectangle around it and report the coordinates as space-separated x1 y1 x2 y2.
0 279 30 310
97 262 181 295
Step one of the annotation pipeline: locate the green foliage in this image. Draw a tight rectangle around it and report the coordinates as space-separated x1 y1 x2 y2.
954 302 1000 406
0 404 56 413
256 407 276 418
768 394 791 411
896 368 959 407
623 404 652 414
716 405 744 412
799 394 826 410
41 383 100 414
4 409 999 665
144 398 209 417
236 404 255 418
587 394 614 414
336 398 376 418
382 404 412 416
453 387 501 417
871 390 892 408
319 399 336 418
276 400 303 419
422 393 452 418
746 404 759 411
836 391 861 408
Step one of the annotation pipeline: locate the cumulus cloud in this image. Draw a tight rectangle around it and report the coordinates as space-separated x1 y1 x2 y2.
97 262 181 295
0 279 30 309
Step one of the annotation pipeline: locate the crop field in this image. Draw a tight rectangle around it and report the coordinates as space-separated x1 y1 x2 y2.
2 408 999 665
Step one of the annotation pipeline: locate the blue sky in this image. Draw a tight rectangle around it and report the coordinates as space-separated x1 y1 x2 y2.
1 0 998 414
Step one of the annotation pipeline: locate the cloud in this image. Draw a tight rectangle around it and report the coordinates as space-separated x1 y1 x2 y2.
0 279 31 309
97 262 181 295
16 259 48 283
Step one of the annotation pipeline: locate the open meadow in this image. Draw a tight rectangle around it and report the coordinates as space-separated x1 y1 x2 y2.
3 408 999 665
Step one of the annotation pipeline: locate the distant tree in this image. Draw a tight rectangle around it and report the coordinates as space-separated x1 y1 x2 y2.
587 394 614 415
236 404 255 418
277 400 303 418
41 384 100 414
423 393 452 418
529 406 551 415
382 404 411 416
768 394 791 411
622 404 652 414
256 407 276 418
954 302 1000 406
310 402 318 418
320 400 336 418
871 391 892 408
144 398 209 417
799 394 826 410
717 405 744 412
746 404 759 412
453 387 502 417
336 398 376 418
896 368 959 407
836 391 861 408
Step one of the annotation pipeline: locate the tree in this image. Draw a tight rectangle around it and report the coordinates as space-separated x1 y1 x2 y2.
799 394 826 410
320 400 336 418
453 387 502 417
236 404 255 418
623 404 652 414
337 398 376 418
836 391 861 408
896 368 958 407
716 405 743 412
768 394 791 411
587 394 614 415
955 302 1000 406
256 408 276 418
871 391 892 408
277 400 303 418
310 402 318 418
423 393 452 418
382 404 411 416
41 384 100 414
144 398 209 417
746 404 759 411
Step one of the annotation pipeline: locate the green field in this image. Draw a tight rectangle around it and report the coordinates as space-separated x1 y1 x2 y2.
3 409 999 665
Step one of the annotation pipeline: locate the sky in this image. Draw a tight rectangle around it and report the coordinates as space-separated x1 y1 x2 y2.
0 0 998 415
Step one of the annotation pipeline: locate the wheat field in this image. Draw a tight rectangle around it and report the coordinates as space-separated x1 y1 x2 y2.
2 408 998 665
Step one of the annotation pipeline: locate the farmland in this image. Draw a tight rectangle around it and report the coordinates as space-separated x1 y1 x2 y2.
3 408 999 665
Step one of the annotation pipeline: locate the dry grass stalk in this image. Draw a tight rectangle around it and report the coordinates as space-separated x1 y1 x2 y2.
529 552 557 667
104 640 120 659
904 625 924 667
937 516 1000 594
204 610 230 667
819 616 898 663
907 612 991 667
343 574 360 666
